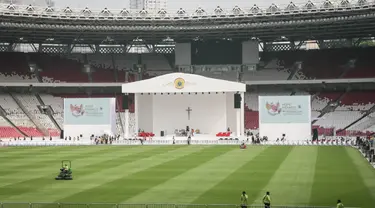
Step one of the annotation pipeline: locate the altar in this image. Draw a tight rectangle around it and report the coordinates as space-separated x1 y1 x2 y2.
121 73 246 138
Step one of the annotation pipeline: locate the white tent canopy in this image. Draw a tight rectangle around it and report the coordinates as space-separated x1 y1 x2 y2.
122 73 246 139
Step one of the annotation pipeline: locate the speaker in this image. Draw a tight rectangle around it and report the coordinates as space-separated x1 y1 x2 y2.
60 130 64 139
160 131 164 137
122 95 129 109
234 94 241 109
312 129 318 141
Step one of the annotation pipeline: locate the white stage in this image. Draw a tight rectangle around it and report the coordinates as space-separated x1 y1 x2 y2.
122 73 246 138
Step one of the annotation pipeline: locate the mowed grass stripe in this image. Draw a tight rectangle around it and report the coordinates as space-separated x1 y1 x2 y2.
0 146 161 181
0 146 137 173
345 147 375 205
193 146 292 205
0 146 82 157
125 146 268 204
0 146 169 199
0 146 113 162
3 145 203 202
310 146 374 208
254 146 318 205
54 146 232 203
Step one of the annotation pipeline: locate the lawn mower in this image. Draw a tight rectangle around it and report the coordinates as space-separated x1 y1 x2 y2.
55 160 73 180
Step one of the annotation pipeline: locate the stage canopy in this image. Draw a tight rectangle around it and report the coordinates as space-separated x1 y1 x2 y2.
122 73 246 138
121 73 246 93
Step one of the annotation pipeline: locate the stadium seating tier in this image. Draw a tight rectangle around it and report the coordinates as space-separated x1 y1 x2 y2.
0 49 375 137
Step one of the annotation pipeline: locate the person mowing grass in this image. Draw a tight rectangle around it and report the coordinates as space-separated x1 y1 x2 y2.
63 164 70 173
240 191 248 208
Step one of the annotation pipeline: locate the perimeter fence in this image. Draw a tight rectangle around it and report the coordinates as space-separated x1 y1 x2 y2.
0 202 357 208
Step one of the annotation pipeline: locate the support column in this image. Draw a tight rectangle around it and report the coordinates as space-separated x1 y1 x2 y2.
236 109 241 137
134 93 139 136
240 92 245 137
124 109 129 138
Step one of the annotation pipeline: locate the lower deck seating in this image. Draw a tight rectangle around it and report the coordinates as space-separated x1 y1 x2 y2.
0 126 23 138
17 127 44 137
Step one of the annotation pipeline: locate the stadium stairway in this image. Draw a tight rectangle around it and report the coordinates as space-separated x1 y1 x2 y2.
311 92 347 125
115 97 125 135
10 93 48 136
337 104 375 135
35 94 62 131
348 112 375 132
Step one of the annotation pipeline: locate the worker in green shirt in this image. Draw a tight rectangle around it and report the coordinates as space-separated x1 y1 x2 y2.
262 191 271 208
337 200 344 208
63 164 69 172
240 191 248 208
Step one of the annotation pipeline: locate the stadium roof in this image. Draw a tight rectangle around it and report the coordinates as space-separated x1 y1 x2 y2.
0 1 375 44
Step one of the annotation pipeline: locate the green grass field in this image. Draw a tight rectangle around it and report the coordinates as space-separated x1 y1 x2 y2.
0 145 374 207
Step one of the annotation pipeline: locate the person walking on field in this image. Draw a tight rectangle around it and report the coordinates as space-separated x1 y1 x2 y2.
262 191 271 208
337 200 344 208
240 191 248 208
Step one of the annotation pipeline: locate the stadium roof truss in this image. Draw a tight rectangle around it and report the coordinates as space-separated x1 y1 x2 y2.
0 0 375 47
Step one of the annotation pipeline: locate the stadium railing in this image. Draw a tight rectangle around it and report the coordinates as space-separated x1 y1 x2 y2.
0 202 353 208
0 139 356 146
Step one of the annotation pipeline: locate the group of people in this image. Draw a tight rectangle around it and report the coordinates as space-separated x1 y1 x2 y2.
240 191 271 208
240 191 344 208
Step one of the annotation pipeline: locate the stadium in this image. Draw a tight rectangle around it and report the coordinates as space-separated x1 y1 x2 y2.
0 0 375 208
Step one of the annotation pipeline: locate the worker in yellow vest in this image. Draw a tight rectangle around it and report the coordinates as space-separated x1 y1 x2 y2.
337 200 344 208
262 191 271 208
240 191 248 208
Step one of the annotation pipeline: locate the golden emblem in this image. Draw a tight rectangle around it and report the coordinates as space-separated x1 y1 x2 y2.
174 78 185 89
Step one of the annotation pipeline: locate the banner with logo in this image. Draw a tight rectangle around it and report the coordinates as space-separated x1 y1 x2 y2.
64 98 111 125
259 96 310 124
